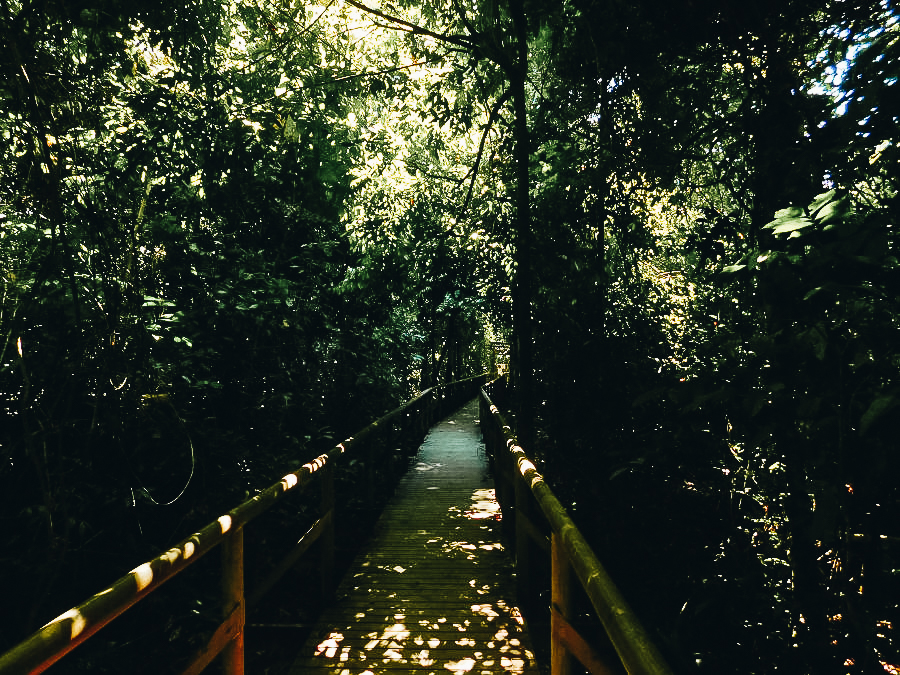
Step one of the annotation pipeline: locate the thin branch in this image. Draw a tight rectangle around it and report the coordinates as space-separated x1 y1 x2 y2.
307 59 432 88
342 0 474 50
231 59 432 113
459 88 512 218
407 161 465 183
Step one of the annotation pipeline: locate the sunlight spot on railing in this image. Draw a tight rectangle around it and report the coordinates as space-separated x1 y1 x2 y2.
131 563 154 592
393 566 406 573
46 608 87 640
517 457 536 477
280 473 298 490
183 541 196 559
162 548 181 565
428 637 441 648
218 515 232 534
303 454 327 474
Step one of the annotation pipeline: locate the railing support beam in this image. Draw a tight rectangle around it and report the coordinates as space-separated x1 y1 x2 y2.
221 529 245 675
320 462 335 599
551 532 574 675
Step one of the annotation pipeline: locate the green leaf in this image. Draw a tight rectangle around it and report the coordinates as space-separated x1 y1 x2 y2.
767 216 813 234
860 394 898 435
721 264 746 273
813 196 851 225
773 206 804 219
807 190 837 215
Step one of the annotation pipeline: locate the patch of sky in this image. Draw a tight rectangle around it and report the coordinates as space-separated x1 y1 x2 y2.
808 3 898 117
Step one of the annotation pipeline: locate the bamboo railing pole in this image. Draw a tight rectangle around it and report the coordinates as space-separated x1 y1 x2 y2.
0 377 485 675
220 529 245 675
479 386 673 675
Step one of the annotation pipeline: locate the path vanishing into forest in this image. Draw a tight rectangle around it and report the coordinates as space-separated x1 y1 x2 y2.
288 399 540 674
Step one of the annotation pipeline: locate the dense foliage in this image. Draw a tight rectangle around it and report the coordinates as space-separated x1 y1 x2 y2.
2 0 898 672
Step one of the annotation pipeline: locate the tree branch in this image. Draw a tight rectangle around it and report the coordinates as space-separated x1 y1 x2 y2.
342 0 474 50
459 88 512 218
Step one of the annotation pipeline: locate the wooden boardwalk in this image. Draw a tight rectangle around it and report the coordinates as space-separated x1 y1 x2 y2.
289 399 540 674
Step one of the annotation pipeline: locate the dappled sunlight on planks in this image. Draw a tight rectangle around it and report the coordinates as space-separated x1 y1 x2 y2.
290 400 538 673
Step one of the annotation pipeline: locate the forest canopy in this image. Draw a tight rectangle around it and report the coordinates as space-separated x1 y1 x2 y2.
1 0 899 672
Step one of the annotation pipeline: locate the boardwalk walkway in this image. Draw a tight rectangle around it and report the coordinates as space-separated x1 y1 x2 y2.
289 399 540 674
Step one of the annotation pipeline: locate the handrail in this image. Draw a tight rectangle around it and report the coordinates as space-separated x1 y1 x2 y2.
0 374 487 675
479 383 673 675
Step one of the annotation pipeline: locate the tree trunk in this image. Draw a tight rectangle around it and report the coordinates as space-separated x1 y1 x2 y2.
508 0 534 452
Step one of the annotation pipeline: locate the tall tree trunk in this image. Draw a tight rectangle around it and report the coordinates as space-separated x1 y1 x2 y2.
508 0 534 452
784 455 836 672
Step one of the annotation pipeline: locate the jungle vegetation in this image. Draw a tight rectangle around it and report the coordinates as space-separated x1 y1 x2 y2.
1 0 898 672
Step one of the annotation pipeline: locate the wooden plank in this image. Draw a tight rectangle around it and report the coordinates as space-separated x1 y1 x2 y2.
289 399 539 675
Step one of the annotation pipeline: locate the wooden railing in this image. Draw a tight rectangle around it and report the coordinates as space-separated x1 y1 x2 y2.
479 380 674 675
0 374 487 675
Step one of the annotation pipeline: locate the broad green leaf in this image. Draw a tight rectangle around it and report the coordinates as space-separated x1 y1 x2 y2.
768 216 813 234
808 189 837 215
813 196 851 225
860 394 898 435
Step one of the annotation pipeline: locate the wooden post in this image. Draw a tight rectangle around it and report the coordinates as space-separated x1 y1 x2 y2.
551 532 574 675
366 438 376 511
320 461 335 599
386 420 396 480
221 529 245 675
514 463 531 604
